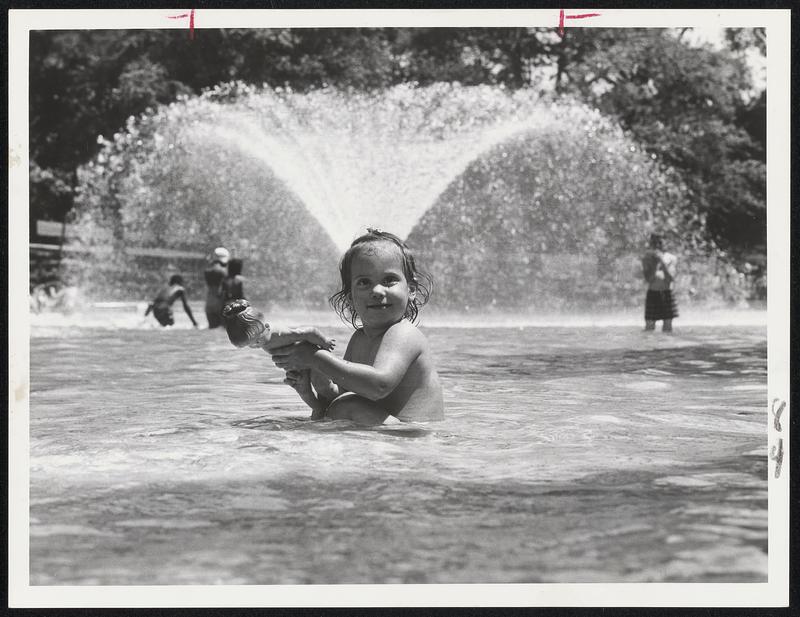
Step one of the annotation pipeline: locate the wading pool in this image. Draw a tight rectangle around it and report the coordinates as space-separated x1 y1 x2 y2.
29 313 767 584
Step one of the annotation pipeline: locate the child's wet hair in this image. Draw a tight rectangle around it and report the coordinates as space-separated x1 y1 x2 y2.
169 274 184 286
330 228 433 329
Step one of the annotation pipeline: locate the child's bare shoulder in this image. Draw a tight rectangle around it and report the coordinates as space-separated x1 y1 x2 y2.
384 320 428 348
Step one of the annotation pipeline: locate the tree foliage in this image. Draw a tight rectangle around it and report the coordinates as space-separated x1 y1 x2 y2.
555 29 765 252
30 26 766 255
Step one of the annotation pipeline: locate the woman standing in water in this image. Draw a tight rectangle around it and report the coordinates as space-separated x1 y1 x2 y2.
204 247 229 328
642 233 679 332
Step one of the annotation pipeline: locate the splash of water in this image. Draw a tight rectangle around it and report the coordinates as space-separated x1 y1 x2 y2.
69 82 737 308
198 83 579 251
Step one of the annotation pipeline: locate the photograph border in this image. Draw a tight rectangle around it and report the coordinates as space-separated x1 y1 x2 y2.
8 7 791 608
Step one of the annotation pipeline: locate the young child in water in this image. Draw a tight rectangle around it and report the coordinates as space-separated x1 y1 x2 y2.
145 274 198 328
270 229 444 425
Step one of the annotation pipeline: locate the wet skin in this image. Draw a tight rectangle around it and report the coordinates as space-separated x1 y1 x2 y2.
271 244 444 424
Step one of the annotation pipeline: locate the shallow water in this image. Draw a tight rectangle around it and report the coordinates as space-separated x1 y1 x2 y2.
29 312 767 584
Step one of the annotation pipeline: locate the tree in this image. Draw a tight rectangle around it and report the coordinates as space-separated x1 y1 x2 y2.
29 26 766 258
556 28 766 252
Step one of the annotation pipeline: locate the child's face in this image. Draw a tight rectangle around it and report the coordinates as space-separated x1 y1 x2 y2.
349 243 414 331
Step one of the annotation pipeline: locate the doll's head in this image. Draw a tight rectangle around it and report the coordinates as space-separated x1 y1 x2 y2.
222 299 270 348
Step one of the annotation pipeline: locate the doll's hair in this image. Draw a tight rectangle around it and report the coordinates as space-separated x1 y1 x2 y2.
329 228 433 329
169 274 184 286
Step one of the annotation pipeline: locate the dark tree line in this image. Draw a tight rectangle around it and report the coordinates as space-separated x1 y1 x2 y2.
30 27 766 255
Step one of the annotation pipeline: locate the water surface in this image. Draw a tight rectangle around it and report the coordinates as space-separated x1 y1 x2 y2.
29 314 767 584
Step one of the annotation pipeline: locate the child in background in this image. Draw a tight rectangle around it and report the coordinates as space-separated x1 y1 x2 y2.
642 233 679 332
223 257 245 301
270 229 444 425
145 274 198 328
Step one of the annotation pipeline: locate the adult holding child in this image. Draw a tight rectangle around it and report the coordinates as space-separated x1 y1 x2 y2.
641 233 679 332
204 246 229 329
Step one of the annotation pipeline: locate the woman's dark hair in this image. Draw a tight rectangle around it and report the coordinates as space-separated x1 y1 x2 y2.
329 228 433 329
228 258 243 277
169 274 184 286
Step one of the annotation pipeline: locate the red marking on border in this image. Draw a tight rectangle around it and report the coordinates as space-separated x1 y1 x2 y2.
168 8 195 40
566 12 602 20
558 10 601 37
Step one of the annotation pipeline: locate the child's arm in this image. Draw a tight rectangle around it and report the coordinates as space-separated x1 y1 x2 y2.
271 323 423 401
310 369 341 408
284 369 326 419
267 326 336 351
301 339 352 409
641 253 656 283
656 252 677 283
144 303 153 316
178 290 199 328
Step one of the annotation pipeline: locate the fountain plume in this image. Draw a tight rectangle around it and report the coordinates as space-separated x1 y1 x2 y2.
67 82 740 309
